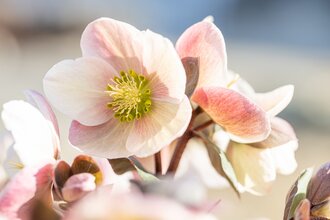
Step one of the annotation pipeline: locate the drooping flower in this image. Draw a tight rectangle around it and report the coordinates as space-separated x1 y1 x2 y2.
173 17 297 194
63 185 216 220
43 18 192 159
176 17 295 143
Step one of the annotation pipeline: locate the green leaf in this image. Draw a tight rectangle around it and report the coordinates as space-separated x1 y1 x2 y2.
194 131 241 197
135 166 159 182
287 168 314 220
108 157 159 182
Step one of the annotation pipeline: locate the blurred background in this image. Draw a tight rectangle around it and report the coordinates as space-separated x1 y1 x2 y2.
0 0 329 219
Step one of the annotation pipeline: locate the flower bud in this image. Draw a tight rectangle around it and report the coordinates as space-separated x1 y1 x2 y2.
284 163 330 220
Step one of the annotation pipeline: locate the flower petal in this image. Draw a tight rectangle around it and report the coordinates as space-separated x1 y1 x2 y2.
254 85 294 117
81 17 144 73
1 101 57 166
0 167 37 219
43 57 115 126
0 164 53 219
192 87 271 143
251 117 297 149
0 131 13 164
94 157 119 185
143 30 186 103
69 119 133 159
24 90 61 159
227 142 276 195
126 96 192 157
63 186 216 220
176 20 229 89
269 140 298 175
177 138 230 189
62 173 96 202
24 90 60 138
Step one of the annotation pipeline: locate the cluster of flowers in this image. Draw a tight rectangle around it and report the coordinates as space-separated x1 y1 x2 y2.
0 16 298 219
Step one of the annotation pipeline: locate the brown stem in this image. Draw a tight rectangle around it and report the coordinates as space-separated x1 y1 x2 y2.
155 151 162 175
166 106 202 174
193 119 214 132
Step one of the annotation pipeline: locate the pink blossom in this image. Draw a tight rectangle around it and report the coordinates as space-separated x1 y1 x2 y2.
63 186 216 220
0 91 118 218
43 18 192 159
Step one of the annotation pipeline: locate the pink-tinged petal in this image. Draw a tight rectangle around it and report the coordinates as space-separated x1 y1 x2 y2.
227 142 276 195
1 101 57 166
176 21 229 89
0 164 53 219
126 96 192 157
0 167 37 219
254 85 294 117
69 119 133 159
251 117 297 149
269 140 298 175
177 138 230 189
24 90 61 159
24 90 60 138
61 173 96 202
192 87 271 143
63 187 216 220
81 18 144 73
43 57 115 126
94 157 118 185
143 30 186 103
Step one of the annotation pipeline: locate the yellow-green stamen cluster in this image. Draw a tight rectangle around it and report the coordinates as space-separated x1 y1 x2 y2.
106 70 152 122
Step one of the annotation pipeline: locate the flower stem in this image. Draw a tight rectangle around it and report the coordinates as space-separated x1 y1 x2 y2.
167 107 202 174
155 151 162 175
193 119 214 131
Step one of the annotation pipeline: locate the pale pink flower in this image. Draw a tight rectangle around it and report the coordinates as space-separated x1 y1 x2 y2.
43 18 192 159
0 91 118 218
176 18 294 143
174 18 297 194
225 117 298 195
63 186 216 220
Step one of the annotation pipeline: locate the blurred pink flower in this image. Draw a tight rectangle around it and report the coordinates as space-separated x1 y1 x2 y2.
0 164 54 220
63 186 216 220
0 91 118 218
43 17 192 159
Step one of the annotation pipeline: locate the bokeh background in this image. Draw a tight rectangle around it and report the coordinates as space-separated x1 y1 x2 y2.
0 1 329 219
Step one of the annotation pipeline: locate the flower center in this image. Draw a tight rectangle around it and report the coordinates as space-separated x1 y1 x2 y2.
106 70 152 122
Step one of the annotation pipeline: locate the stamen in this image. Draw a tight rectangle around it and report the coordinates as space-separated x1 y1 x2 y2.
8 161 24 170
106 70 152 122
226 74 240 88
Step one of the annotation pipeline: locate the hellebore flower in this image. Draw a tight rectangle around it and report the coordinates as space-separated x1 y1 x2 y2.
63 186 216 220
0 91 117 218
284 163 330 220
176 17 271 143
173 18 297 194
43 17 192 159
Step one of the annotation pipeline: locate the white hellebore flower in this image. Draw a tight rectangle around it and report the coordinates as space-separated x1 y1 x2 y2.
43 18 192 159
